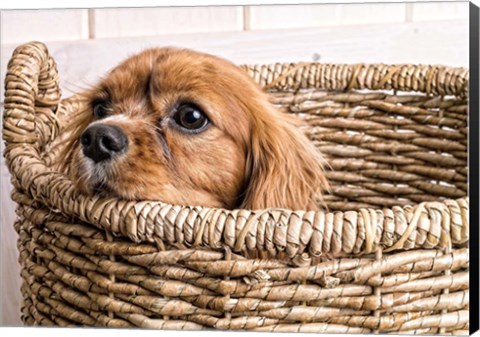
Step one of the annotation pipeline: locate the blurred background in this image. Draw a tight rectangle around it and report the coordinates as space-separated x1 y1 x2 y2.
1 2 469 98
0 1 469 326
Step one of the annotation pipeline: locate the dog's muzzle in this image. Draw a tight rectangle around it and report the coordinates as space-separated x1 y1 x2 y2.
80 124 128 163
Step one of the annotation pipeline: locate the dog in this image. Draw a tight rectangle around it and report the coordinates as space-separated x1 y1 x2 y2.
62 48 329 211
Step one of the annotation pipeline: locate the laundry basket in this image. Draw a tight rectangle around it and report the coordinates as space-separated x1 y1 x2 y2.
3 42 469 334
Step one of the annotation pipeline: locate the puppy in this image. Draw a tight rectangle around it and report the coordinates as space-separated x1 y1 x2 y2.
63 48 329 211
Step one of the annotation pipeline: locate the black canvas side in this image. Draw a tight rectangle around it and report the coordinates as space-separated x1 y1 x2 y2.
469 1 479 335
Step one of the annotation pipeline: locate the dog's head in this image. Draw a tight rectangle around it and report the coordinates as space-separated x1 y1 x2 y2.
65 48 328 210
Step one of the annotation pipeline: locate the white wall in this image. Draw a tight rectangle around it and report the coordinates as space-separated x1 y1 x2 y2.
0 3 469 44
0 1 470 326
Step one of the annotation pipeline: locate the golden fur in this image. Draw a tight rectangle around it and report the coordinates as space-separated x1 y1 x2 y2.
63 48 329 210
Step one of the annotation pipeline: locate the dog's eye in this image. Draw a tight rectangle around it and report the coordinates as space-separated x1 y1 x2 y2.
173 104 209 131
92 101 109 119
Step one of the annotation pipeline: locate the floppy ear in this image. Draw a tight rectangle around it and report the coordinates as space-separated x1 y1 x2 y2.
240 100 329 211
56 93 95 175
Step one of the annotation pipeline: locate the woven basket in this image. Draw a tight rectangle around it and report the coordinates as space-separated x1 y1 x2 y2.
3 42 469 334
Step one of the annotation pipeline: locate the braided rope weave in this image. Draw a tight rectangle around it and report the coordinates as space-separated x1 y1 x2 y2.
3 42 469 333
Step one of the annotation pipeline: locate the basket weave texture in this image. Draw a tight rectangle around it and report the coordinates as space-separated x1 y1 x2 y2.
3 42 469 334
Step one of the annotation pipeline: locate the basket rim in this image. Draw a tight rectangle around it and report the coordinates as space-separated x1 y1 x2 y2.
241 62 469 98
2 41 470 258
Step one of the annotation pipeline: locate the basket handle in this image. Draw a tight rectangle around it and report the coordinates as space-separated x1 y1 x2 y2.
3 41 62 153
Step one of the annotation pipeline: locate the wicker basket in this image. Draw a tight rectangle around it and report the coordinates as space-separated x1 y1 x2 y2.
3 42 469 334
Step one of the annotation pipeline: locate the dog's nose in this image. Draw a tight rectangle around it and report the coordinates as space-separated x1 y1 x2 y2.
80 124 128 163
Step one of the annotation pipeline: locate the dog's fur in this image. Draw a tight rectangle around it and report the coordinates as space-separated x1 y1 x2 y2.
63 48 329 210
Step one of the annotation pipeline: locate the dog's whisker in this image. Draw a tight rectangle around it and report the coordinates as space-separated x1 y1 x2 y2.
134 119 164 134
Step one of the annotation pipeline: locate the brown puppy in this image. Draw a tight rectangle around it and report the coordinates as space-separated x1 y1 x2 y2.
64 48 329 210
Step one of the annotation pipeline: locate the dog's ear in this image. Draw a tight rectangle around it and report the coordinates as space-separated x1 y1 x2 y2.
239 100 329 211
56 93 95 174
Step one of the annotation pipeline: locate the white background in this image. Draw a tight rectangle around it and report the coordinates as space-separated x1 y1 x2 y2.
0 0 475 336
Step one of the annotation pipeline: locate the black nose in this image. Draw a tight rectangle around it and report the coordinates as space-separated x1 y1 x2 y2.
80 124 128 163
